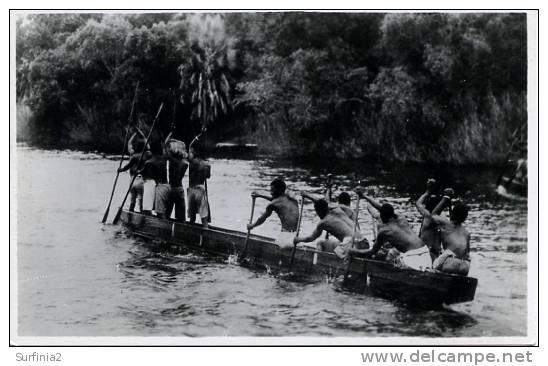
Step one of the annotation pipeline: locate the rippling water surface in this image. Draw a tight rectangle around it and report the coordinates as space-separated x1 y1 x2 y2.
16 146 528 338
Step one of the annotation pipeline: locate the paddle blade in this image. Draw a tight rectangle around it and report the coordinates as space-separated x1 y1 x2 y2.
101 207 110 224
112 206 123 225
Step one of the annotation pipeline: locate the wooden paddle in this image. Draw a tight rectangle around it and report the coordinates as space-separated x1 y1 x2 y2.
101 82 139 223
112 103 164 225
241 196 257 260
360 201 378 291
343 191 361 282
324 173 333 240
289 194 305 270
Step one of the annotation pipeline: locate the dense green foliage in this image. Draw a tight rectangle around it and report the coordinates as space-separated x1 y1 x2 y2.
16 12 527 163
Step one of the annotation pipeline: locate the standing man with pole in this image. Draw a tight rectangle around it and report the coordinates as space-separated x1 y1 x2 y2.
112 103 164 224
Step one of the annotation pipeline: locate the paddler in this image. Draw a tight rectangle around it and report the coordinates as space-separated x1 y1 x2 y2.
416 189 471 276
187 145 211 227
292 198 369 257
301 191 362 252
247 178 299 249
351 186 432 271
302 191 357 222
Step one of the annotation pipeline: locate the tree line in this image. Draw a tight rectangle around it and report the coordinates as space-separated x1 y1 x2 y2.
16 12 527 164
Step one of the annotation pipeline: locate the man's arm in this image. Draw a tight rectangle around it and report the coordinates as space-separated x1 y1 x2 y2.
118 160 131 173
367 204 381 222
350 231 387 257
247 204 274 230
417 195 450 225
302 192 321 203
294 223 324 244
164 132 173 145
136 159 151 176
355 186 382 211
302 192 337 210
118 155 138 173
251 191 273 201
429 189 454 225
127 132 137 152
432 188 454 215
416 191 432 218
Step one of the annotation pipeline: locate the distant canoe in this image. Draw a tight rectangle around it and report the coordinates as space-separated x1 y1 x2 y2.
121 211 478 308
496 158 527 200
497 177 527 201
214 142 258 154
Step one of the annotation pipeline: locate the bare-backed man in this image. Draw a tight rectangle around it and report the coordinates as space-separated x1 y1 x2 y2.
140 139 188 221
247 178 299 249
416 190 471 276
293 199 369 258
351 186 432 271
187 147 211 227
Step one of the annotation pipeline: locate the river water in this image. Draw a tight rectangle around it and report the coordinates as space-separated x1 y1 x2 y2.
15 145 528 339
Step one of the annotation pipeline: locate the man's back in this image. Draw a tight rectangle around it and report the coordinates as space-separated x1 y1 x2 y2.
418 194 443 254
379 217 424 252
269 194 299 231
142 155 167 184
439 222 470 258
167 157 188 187
320 207 363 242
420 217 442 254
189 158 211 187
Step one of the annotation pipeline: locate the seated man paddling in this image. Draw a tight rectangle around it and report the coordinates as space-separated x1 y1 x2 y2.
351 186 432 271
302 191 357 223
301 191 362 252
416 190 471 276
247 178 299 249
293 199 369 257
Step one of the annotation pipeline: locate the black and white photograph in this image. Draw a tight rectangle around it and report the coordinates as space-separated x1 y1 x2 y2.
10 9 538 346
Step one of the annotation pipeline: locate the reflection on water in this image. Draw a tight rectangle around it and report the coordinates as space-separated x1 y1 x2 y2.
16 146 528 337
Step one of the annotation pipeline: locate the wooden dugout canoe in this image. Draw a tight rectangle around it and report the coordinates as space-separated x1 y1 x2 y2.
120 210 478 307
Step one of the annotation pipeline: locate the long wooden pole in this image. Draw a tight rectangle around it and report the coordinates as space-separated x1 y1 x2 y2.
112 103 164 225
324 173 333 240
344 194 361 282
241 196 257 260
101 82 139 223
289 195 305 269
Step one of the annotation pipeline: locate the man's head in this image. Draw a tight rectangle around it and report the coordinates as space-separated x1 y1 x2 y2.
166 139 188 160
379 203 397 223
450 202 469 224
314 199 329 219
270 178 286 198
338 192 351 206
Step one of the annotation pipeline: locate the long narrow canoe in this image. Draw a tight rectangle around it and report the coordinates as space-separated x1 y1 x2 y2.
120 210 478 307
498 176 527 198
